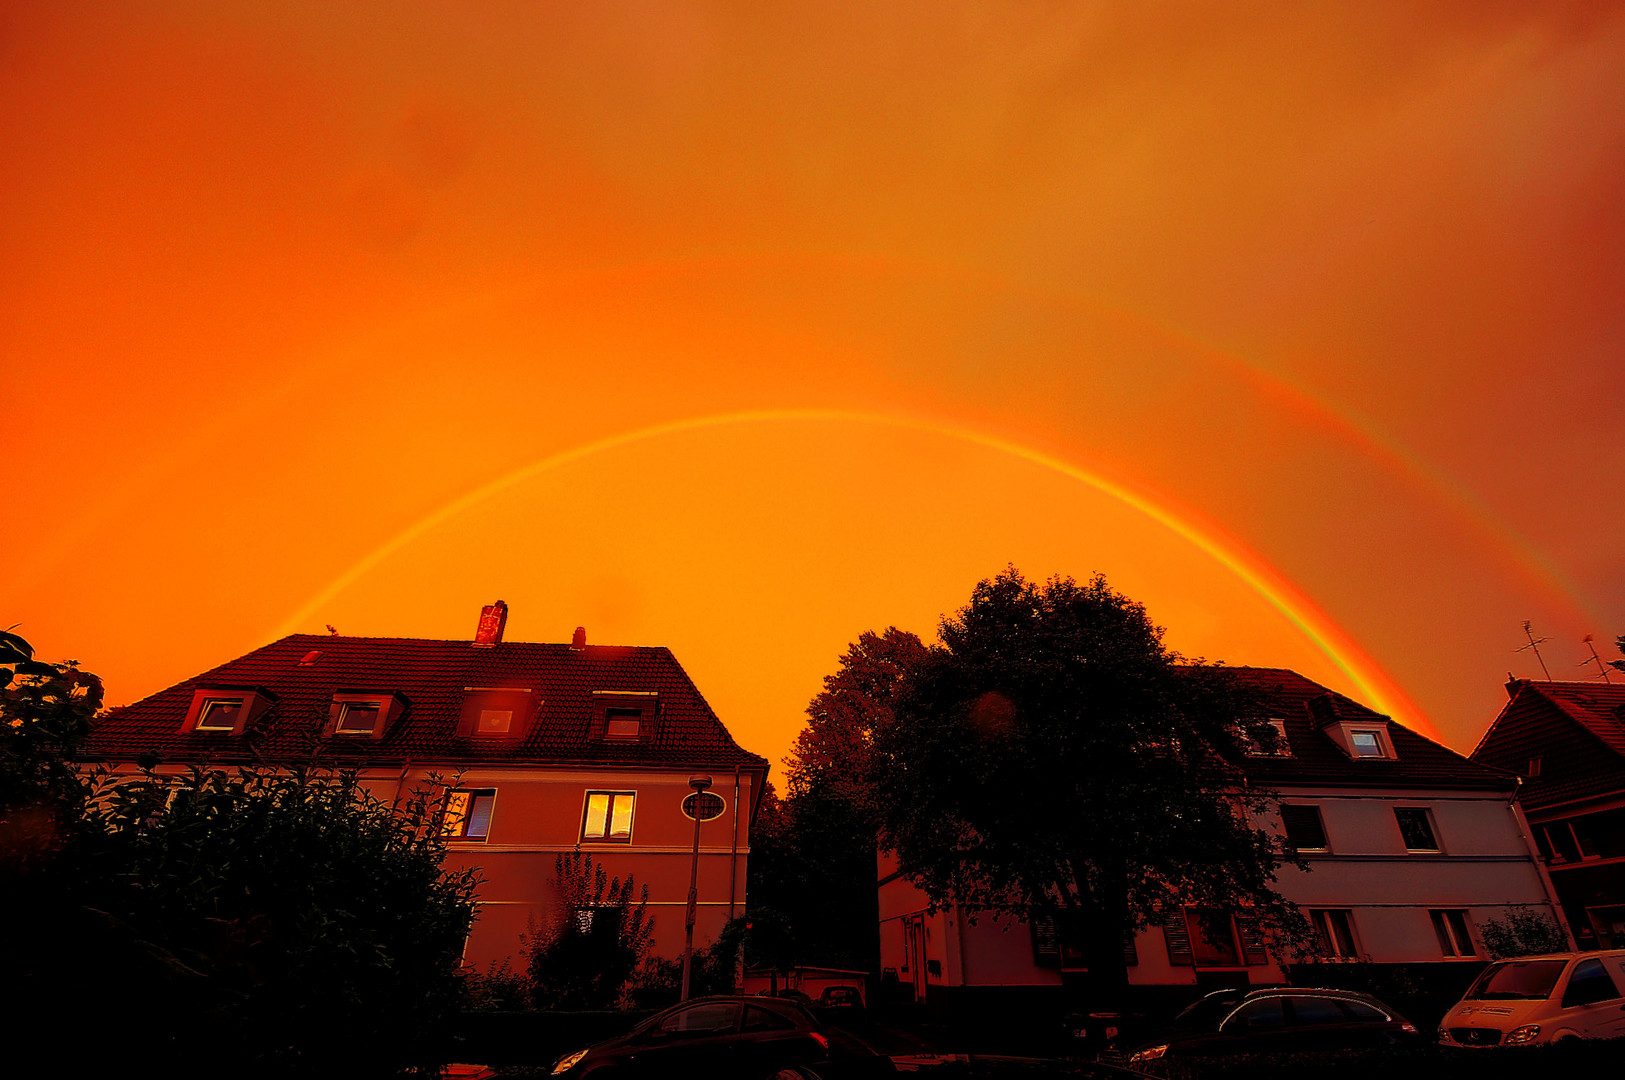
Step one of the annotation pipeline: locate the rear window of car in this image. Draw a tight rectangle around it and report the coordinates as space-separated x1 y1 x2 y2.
1465 960 1567 1000
744 1006 798 1032
1174 994 1244 1031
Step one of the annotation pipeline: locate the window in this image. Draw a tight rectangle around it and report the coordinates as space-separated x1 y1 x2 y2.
604 708 641 741
1350 729 1386 757
582 791 635 842
476 709 512 734
335 701 381 735
1288 996 1346 1026
744 1006 797 1032
1527 756 1542 778
1223 997 1286 1032
1308 910 1359 958
1431 909 1475 957
1185 908 1241 966
1561 958 1621 1008
1280 805 1328 852
456 687 533 739
442 789 496 841
658 1001 740 1036
1394 807 1440 851
195 698 243 731
1240 718 1290 756
1538 821 1583 863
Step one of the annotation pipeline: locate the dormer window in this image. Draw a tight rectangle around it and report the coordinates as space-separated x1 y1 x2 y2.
335 702 382 735
1240 718 1290 757
591 691 659 742
196 698 243 731
325 692 407 740
181 687 275 735
604 708 641 741
456 687 534 739
1350 729 1388 758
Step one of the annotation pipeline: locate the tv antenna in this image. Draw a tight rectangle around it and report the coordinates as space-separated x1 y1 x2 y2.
1517 621 1553 682
1580 634 1614 684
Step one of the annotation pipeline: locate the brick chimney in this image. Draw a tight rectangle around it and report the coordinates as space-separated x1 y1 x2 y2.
571 626 587 650
474 601 508 647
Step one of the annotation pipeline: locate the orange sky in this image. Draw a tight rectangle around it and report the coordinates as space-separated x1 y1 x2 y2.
4 3 1622 769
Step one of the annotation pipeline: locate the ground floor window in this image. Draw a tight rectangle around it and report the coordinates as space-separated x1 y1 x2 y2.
1430 909 1475 957
1308 909 1359 958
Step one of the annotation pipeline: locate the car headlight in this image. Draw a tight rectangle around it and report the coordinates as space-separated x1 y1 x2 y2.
552 1048 589 1074
1129 1044 1169 1063
1505 1025 1541 1046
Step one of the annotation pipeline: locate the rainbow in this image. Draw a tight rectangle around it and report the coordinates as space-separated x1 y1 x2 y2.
272 408 1432 737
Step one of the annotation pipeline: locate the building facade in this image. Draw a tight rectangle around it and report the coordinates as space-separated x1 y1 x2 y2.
878 668 1565 1007
1471 678 1625 950
81 603 769 970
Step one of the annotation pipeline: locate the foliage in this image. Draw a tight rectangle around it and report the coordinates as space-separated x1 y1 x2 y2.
869 568 1309 1006
1612 634 1624 676
626 916 747 1007
746 628 929 974
461 957 533 1012
526 850 653 1009
2 629 481 1074
69 764 480 1071
1479 905 1571 959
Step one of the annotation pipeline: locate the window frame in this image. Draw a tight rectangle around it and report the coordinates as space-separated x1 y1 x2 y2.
1430 909 1476 958
1349 728 1389 758
1394 806 1442 852
325 691 406 740
1280 804 1330 853
195 697 245 732
441 788 497 842
590 690 659 743
581 790 636 843
456 687 535 739
180 687 274 736
1307 909 1360 958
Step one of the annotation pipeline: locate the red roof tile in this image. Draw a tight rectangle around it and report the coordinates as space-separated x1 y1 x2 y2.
1470 679 1625 810
84 633 769 772
1220 667 1514 791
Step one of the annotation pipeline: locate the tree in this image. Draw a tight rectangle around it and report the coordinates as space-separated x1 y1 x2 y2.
1479 906 1571 959
526 850 653 1009
747 629 929 974
870 568 1306 1010
2 630 481 1075
1612 634 1625 676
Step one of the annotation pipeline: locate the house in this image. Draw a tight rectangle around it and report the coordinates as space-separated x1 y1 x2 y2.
80 602 769 971
878 667 1565 1013
1470 677 1625 950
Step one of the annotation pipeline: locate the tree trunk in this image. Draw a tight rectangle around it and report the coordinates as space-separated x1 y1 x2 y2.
1076 859 1132 1016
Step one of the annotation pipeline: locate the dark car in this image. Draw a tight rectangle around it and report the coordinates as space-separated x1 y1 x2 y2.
1126 987 1419 1065
550 995 893 1079
817 986 865 1023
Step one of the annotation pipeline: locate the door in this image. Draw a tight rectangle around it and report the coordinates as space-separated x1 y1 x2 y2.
905 914 928 1003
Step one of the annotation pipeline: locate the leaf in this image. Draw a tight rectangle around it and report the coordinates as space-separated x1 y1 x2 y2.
0 630 34 664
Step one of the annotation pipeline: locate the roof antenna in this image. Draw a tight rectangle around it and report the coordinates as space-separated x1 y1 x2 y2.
1517 621 1553 682
1580 634 1614 684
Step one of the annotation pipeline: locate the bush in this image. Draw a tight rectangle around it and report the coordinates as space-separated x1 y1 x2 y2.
526 851 653 1009
1479 906 1570 959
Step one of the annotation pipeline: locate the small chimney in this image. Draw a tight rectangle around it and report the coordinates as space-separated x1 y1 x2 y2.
571 626 587 650
1506 674 1523 698
474 601 508 647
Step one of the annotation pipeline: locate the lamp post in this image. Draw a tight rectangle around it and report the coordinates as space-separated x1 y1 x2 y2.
679 774 712 1001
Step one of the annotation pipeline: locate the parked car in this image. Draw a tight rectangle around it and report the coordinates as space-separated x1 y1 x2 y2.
1438 949 1625 1047
817 986 866 1023
1126 987 1419 1064
550 994 893 1078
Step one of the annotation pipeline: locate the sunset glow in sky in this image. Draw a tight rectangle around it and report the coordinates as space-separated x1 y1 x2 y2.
4 3 1622 768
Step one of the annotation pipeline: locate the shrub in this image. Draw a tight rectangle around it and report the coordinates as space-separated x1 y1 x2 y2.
1479 905 1570 959
526 851 653 1009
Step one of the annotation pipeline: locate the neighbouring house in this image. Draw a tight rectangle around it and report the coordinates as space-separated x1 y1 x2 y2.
878 667 1566 1013
1470 678 1625 950
80 602 769 971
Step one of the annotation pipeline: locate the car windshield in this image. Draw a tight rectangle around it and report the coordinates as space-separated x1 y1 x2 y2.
1465 960 1567 1000
1172 994 1243 1031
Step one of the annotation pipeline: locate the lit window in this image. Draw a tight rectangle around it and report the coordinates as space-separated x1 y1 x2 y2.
604 708 641 741
1280 805 1329 852
335 702 381 735
1309 909 1359 958
583 791 635 842
1350 730 1385 757
1431 909 1475 957
195 698 243 731
477 709 512 734
442 789 496 841
1394 807 1440 851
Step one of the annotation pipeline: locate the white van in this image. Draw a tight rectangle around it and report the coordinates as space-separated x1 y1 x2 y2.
1439 950 1625 1046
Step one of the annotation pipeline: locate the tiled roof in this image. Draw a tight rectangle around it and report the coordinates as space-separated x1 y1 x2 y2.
1470 679 1625 810
1219 667 1515 791
83 633 769 771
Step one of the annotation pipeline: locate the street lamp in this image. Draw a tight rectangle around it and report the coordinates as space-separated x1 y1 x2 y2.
679 774 713 1001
